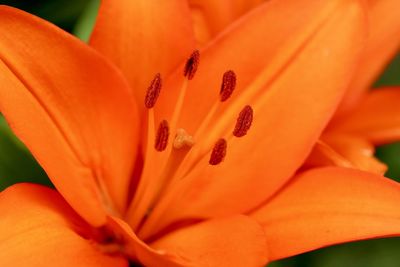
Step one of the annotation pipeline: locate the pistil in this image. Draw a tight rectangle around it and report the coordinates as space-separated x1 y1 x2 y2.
174 128 194 149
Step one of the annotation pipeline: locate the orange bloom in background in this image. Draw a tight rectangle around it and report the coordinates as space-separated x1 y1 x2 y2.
0 0 400 266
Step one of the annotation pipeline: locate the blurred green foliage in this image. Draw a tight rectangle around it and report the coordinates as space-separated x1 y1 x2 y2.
375 55 400 181
375 54 400 88
0 1 399 266
72 0 100 42
0 117 49 189
0 0 92 32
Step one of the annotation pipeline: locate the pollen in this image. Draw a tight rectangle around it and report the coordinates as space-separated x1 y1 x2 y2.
155 120 169 151
209 138 227 165
174 128 195 149
233 105 253 137
184 50 200 80
145 73 162 109
220 70 237 102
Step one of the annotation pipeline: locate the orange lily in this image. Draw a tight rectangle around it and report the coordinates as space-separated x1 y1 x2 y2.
1 1 400 266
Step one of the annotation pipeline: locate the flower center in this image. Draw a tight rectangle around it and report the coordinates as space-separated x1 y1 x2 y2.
124 50 254 234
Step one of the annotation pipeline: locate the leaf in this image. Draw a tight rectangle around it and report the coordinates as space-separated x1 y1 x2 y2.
72 0 100 42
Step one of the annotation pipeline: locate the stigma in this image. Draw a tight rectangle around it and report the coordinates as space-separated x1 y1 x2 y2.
174 128 194 149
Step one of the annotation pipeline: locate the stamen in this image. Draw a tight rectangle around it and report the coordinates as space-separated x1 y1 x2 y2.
184 50 200 80
209 138 227 165
145 73 162 109
220 70 237 102
174 128 195 149
155 120 169 151
233 105 253 137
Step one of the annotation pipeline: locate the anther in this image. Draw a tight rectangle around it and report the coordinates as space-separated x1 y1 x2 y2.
184 50 200 80
209 138 227 165
233 105 253 137
145 73 162 109
220 70 236 102
174 128 195 149
155 120 169 151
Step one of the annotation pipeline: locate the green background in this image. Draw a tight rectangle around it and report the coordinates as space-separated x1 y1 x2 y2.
0 1 400 266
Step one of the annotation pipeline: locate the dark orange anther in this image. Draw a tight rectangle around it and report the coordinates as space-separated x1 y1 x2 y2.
184 50 200 80
155 120 169 151
145 73 162 109
209 138 227 165
220 70 236 102
233 105 253 137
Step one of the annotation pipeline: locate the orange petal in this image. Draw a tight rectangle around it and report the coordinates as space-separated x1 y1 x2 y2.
0 183 127 267
305 135 387 174
142 0 366 236
0 6 140 225
339 0 400 111
89 0 196 113
330 87 400 145
106 216 186 267
151 215 269 267
188 0 263 44
252 167 400 261
305 139 355 169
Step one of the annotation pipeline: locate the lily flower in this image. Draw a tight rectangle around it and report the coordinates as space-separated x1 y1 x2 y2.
1 0 400 266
